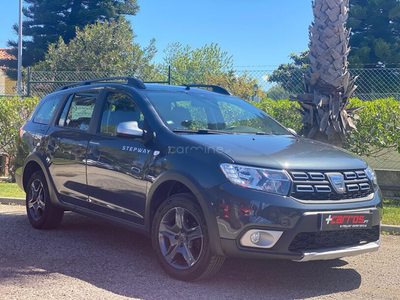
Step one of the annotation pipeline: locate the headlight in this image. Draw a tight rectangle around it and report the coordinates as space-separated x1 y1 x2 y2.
366 166 378 188
220 163 291 196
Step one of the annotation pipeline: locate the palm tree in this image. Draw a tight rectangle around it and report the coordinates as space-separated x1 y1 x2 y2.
293 0 360 145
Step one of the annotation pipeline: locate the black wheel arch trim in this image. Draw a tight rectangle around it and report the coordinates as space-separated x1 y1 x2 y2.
22 153 67 209
146 170 225 256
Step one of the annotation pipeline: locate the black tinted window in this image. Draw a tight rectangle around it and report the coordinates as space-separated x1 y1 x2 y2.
59 92 97 131
33 95 63 125
100 92 144 136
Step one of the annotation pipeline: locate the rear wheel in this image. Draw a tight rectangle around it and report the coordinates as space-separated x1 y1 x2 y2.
26 170 64 229
152 193 225 281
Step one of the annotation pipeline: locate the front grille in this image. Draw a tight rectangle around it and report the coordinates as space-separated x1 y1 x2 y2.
289 226 380 252
289 170 373 201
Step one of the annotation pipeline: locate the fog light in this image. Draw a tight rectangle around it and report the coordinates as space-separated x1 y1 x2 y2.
250 231 261 244
240 229 284 249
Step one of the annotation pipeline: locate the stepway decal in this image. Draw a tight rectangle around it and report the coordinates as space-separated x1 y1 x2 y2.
122 146 151 154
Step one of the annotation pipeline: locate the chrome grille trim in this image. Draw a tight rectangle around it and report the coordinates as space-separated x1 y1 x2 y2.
290 169 373 202
296 185 314 193
291 172 309 180
347 184 360 192
356 171 367 178
344 172 357 179
360 183 371 191
315 185 331 193
309 172 325 180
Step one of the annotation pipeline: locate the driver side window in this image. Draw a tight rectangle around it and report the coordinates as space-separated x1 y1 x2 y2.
100 92 144 136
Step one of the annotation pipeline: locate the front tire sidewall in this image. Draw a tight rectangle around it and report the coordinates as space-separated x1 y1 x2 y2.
152 195 214 281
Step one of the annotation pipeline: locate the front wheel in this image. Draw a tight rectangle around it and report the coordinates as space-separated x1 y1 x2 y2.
152 193 225 281
26 170 64 229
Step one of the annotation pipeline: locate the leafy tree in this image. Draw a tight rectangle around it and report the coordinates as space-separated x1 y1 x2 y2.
34 19 157 80
1 0 140 78
204 71 265 100
163 43 234 85
268 51 308 95
348 0 400 67
0 96 39 179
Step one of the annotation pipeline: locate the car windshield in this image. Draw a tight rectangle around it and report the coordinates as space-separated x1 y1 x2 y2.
142 90 290 135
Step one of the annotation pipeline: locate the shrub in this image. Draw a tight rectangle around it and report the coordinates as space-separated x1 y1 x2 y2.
253 97 400 157
346 98 400 156
0 96 40 178
252 98 304 133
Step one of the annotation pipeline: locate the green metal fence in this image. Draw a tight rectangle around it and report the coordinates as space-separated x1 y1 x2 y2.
235 67 400 101
25 67 171 98
2 66 399 101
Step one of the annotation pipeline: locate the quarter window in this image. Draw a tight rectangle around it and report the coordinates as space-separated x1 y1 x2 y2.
58 92 98 131
33 95 63 125
100 92 144 136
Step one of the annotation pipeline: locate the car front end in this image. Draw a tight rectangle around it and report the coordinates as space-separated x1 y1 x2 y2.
207 163 382 262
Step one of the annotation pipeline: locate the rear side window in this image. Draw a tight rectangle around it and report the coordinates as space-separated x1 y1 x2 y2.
58 92 98 131
33 95 63 125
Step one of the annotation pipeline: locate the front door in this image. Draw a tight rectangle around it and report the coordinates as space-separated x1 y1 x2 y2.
86 90 154 224
47 91 99 207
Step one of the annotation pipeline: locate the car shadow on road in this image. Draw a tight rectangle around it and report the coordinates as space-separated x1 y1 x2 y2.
0 211 362 299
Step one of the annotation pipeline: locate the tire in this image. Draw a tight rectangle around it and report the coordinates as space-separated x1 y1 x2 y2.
152 193 225 281
26 170 64 229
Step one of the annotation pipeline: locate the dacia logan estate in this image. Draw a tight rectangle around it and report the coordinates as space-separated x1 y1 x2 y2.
15 77 382 281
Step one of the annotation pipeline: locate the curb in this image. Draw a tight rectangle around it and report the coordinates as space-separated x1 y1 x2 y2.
381 225 400 235
0 197 25 205
1 197 400 235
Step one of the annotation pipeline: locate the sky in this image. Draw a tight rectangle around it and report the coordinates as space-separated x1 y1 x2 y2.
0 0 313 67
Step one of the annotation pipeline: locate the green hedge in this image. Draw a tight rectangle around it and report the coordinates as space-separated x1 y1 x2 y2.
252 98 303 132
253 97 400 156
0 97 40 177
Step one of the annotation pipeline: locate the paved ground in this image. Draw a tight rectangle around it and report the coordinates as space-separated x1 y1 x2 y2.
0 204 399 300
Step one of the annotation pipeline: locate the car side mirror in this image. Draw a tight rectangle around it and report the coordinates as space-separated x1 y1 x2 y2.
116 121 144 138
287 128 298 136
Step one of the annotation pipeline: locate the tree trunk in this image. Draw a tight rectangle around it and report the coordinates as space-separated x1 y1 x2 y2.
294 0 360 145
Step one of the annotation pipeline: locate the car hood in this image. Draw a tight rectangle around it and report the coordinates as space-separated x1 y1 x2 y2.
181 134 367 171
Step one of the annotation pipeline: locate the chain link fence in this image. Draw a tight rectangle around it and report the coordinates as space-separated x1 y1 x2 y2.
27 68 170 98
235 67 400 101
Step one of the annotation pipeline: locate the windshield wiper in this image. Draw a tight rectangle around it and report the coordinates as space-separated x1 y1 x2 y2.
173 129 233 134
255 132 274 135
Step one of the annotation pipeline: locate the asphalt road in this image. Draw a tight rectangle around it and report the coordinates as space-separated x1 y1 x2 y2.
1 204 399 300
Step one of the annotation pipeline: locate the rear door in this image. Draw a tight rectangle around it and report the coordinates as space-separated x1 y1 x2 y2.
86 90 154 224
47 90 100 207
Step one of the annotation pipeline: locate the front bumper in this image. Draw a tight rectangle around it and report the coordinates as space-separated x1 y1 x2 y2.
207 182 383 260
294 239 380 262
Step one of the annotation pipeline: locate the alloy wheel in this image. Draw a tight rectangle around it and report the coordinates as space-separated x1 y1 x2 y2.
158 207 204 270
28 179 46 221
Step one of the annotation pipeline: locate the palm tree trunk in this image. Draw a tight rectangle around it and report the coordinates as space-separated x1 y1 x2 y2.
293 0 360 145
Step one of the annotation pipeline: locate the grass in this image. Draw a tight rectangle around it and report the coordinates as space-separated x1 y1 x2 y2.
0 182 399 226
382 199 400 226
0 183 25 198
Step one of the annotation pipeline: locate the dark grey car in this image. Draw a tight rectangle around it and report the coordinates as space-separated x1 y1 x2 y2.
15 78 382 281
